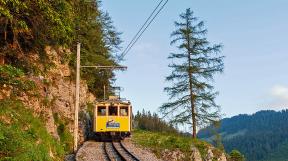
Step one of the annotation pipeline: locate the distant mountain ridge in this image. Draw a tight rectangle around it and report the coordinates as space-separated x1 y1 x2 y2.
197 109 288 161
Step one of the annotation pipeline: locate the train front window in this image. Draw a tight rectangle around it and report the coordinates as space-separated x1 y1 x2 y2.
97 106 106 116
109 106 118 116
120 106 128 116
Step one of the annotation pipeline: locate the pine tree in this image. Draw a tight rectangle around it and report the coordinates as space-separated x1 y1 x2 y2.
160 8 224 138
230 150 245 161
212 121 224 150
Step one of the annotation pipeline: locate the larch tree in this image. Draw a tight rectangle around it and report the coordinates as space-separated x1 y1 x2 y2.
160 8 224 138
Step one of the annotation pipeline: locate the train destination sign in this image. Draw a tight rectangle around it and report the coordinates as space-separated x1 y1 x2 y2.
106 120 120 128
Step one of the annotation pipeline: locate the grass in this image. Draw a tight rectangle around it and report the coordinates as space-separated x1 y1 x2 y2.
0 99 65 161
132 129 223 160
0 65 73 160
53 113 73 153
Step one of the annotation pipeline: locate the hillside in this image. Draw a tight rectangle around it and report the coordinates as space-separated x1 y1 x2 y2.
0 0 120 159
197 110 288 161
132 130 228 161
0 99 65 160
131 110 233 161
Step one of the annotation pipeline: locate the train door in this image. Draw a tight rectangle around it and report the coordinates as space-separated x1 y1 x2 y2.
118 106 130 132
95 105 107 132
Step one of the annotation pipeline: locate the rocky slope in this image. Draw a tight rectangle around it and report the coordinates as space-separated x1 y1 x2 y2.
157 143 227 161
0 46 95 157
38 46 95 145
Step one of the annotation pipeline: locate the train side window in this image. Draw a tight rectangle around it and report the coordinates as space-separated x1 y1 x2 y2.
97 106 106 116
109 106 118 116
120 106 128 116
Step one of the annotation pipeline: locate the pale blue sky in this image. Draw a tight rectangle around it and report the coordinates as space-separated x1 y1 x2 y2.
102 0 288 117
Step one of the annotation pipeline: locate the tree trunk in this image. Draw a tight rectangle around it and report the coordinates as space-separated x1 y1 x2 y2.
188 72 197 138
186 20 197 138
192 96 196 138
187 54 196 138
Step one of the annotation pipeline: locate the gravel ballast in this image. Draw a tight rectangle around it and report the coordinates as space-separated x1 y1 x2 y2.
76 141 107 161
76 139 162 161
122 138 163 161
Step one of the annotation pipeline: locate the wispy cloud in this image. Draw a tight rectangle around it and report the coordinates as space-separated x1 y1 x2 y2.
262 85 288 110
271 85 288 100
132 42 159 55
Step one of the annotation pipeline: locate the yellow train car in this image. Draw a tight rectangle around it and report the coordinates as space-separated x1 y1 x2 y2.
93 96 132 138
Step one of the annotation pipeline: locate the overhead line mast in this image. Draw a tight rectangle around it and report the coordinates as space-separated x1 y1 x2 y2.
74 47 126 152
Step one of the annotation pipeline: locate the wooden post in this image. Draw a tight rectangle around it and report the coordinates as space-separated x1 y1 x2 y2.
0 55 4 65
104 85 107 100
74 42 80 152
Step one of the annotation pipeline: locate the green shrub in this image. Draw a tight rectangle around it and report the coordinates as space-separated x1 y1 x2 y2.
57 123 73 153
0 65 37 97
230 149 245 161
86 102 94 118
0 65 24 84
0 99 65 160
53 113 73 153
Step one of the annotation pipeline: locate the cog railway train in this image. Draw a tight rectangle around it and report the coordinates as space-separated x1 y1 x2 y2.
93 96 132 139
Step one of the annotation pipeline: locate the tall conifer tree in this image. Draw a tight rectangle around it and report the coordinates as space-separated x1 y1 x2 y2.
160 8 224 138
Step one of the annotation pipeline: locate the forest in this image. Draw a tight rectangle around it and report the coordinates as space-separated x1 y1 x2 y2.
133 109 178 134
0 0 121 98
198 109 288 161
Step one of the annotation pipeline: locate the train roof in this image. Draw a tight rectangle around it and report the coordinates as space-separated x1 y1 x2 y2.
95 99 131 105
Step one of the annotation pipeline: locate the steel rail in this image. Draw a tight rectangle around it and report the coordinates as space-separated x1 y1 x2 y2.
111 142 126 161
119 141 140 161
103 142 113 161
103 141 140 161
112 141 141 161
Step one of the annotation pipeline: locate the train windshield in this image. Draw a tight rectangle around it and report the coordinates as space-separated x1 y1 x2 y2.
97 106 106 116
120 106 128 116
108 106 118 116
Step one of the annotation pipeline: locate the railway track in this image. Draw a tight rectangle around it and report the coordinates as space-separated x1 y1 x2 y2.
103 141 140 161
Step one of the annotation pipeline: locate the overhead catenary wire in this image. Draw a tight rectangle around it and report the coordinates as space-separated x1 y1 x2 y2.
121 0 169 58
120 0 169 59
121 0 165 55
122 0 168 57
